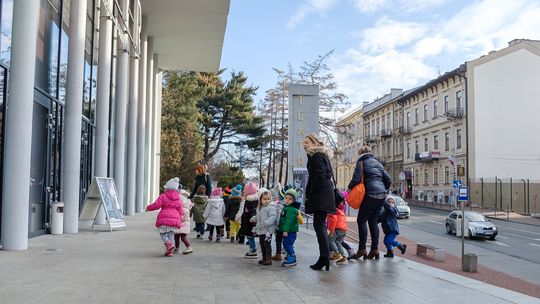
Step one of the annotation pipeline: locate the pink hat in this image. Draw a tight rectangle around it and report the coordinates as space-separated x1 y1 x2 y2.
211 187 223 198
341 191 348 199
243 182 258 197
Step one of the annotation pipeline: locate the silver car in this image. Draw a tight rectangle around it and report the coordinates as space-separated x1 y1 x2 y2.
394 197 410 219
445 210 497 240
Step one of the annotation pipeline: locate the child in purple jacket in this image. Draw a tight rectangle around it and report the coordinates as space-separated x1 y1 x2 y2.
146 177 183 257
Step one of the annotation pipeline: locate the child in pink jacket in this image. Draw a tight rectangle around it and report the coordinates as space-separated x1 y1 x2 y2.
146 177 183 257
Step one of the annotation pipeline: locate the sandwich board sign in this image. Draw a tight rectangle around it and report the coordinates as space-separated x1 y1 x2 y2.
79 177 126 231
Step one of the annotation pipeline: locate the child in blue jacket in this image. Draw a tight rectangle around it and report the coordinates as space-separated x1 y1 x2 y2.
380 195 407 258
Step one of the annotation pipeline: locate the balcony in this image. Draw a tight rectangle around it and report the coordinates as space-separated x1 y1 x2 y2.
445 108 464 118
380 129 393 138
415 150 440 163
398 126 412 135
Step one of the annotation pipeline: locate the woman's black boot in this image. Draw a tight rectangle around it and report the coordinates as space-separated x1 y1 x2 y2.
310 257 330 271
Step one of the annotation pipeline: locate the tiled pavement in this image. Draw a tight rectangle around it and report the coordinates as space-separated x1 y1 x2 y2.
0 212 538 304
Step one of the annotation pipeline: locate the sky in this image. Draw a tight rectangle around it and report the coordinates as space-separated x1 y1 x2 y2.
220 0 540 115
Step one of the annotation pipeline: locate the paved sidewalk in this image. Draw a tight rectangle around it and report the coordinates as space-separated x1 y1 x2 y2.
0 212 539 304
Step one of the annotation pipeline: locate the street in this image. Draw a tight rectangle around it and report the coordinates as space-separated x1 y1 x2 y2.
399 206 540 285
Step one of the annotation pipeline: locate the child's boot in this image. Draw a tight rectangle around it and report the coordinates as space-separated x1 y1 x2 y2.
164 241 174 256
331 252 342 262
271 254 283 261
226 232 231 239
336 255 349 265
384 249 394 258
283 255 297 267
183 246 194 254
262 255 272 266
230 235 235 243
398 244 407 254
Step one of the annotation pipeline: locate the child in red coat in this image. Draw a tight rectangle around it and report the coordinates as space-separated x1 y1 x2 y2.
146 177 183 257
327 202 349 264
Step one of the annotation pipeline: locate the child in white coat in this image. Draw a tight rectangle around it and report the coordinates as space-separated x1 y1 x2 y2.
203 187 226 242
174 189 194 254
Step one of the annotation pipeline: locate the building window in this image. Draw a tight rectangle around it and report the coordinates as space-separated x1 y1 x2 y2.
456 90 462 109
424 169 429 185
407 143 410 158
407 112 411 128
414 169 419 186
387 113 391 130
376 119 380 135
434 168 439 185
444 95 449 113
415 108 419 124
445 132 450 151
423 105 428 121
433 100 438 117
457 129 462 149
444 166 450 184
415 141 419 154
434 135 439 150
424 138 428 151
400 138 404 154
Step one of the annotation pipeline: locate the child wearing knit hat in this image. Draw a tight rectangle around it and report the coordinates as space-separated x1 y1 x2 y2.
236 182 259 257
225 184 243 243
278 188 304 267
146 177 183 257
203 187 226 243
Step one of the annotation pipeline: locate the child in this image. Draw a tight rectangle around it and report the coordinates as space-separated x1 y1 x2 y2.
237 182 259 257
191 185 208 239
225 185 243 243
327 202 349 264
381 195 407 258
253 188 277 266
203 187 226 242
146 177 183 257
278 189 303 267
174 189 194 254
223 184 233 239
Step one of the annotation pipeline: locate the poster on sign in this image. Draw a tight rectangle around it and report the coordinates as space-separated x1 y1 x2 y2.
79 177 126 231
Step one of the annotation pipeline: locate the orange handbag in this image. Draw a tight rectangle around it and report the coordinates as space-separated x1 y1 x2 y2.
347 161 365 209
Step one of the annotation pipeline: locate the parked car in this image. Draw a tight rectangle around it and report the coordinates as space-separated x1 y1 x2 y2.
394 197 410 219
445 210 497 240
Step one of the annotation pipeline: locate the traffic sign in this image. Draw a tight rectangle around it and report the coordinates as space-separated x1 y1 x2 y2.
458 187 468 201
453 180 462 188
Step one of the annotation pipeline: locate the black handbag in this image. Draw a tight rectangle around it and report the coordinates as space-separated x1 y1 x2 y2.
331 171 345 207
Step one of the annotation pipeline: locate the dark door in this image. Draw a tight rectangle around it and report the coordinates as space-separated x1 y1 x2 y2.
0 64 7 237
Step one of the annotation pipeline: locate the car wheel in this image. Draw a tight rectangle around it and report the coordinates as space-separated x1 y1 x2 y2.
489 235 496 240
445 224 452 234
468 229 473 239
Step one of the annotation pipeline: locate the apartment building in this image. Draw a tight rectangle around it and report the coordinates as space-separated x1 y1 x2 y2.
336 105 364 190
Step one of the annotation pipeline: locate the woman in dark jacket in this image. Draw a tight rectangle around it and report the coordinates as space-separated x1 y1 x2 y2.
304 134 336 271
189 164 213 199
347 146 391 260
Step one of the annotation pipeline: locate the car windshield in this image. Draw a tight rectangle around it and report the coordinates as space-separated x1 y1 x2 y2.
395 198 407 206
466 213 487 222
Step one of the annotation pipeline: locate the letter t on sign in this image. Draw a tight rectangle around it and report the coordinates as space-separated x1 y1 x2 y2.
298 95 304 105
297 111 303 121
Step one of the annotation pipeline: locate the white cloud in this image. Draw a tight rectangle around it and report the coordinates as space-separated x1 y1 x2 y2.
287 0 339 28
349 0 450 13
349 0 387 12
360 18 427 52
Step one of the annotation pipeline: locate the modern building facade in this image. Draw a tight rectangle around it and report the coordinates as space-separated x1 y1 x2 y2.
0 0 230 250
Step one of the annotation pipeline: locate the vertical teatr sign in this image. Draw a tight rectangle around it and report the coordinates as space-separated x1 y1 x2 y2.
288 84 319 181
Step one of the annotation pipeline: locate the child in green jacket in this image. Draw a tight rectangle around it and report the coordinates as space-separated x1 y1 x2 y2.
278 189 304 267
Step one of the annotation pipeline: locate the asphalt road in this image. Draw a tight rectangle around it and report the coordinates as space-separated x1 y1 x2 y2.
399 206 540 284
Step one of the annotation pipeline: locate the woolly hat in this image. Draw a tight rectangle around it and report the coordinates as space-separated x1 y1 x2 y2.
211 187 223 198
279 184 293 201
244 182 258 197
231 184 243 197
223 186 232 197
180 189 190 197
164 177 180 190
284 188 297 200
257 187 271 201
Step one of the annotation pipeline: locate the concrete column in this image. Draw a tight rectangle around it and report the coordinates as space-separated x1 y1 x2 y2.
126 46 139 215
94 0 114 225
144 38 154 206
0 0 40 250
63 0 88 234
154 68 163 197
136 17 147 212
114 0 130 214
150 55 159 198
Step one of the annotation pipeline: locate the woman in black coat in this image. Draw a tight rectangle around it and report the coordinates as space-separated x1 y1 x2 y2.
347 146 391 260
189 164 213 199
304 134 336 271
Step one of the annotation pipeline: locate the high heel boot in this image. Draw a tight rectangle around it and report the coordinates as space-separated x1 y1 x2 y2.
347 249 367 260
364 249 380 260
309 257 330 271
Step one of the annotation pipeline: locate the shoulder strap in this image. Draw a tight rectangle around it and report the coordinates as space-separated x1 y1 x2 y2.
360 161 364 184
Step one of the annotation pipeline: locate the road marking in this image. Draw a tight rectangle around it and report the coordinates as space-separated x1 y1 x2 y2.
506 227 540 236
529 243 540 248
497 235 509 239
503 232 540 242
410 216 420 219
492 241 510 247
429 220 444 224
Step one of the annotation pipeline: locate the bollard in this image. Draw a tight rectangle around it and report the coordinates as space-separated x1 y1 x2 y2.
463 253 478 272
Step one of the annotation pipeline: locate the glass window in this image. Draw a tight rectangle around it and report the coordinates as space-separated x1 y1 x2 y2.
406 112 411 128
456 90 462 109
35 0 61 97
58 0 70 104
407 143 410 158
400 138 404 154
424 138 428 151
414 169 419 185
444 95 449 113
445 132 450 151
0 0 14 66
457 129 462 149
423 104 428 121
445 166 450 184
434 135 439 150
424 169 428 185
434 168 438 185
415 141 419 154
415 108 419 124
433 100 438 117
